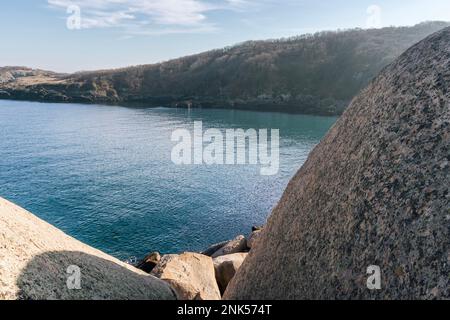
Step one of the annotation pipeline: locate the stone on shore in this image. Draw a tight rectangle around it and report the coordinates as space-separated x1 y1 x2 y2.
213 253 248 294
151 253 221 300
136 252 161 273
211 235 248 258
247 230 263 249
201 241 229 257
0 197 176 300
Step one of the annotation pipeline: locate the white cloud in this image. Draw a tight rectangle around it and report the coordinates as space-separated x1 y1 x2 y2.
48 0 256 33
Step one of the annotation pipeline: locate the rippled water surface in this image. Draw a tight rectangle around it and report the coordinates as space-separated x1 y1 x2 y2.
0 100 337 260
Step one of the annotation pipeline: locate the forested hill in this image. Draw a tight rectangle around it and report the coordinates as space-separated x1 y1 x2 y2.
1 21 449 115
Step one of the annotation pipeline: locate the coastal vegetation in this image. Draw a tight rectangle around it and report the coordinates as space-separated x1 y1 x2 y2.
1 22 449 115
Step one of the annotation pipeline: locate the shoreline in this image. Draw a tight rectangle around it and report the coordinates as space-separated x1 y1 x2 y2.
0 196 262 300
0 96 345 117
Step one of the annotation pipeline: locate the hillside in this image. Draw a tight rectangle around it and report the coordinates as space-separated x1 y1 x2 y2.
224 26 450 299
1 22 449 115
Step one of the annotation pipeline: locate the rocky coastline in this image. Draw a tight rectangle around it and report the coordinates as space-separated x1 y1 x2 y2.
132 226 263 299
0 194 260 300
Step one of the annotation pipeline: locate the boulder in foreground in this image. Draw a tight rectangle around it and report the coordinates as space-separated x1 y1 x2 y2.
225 27 450 300
151 253 221 300
0 198 176 300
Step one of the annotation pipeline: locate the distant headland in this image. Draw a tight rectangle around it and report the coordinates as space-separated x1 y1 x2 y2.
1 22 449 116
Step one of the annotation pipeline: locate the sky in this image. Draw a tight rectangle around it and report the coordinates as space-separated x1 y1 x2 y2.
1 0 450 73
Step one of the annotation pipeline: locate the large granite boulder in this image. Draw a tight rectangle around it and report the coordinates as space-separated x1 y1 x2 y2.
151 253 221 300
0 198 176 300
201 241 229 257
225 27 450 300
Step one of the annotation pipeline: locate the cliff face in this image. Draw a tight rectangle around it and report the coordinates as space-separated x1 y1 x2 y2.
0 198 176 300
1 22 449 115
224 27 450 300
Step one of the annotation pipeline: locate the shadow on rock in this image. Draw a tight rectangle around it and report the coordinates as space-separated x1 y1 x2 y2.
16 250 177 300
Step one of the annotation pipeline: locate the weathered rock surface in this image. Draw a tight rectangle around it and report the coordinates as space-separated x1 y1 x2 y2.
225 27 450 300
213 253 248 294
151 253 221 300
0 197 176 300
211 235 248 258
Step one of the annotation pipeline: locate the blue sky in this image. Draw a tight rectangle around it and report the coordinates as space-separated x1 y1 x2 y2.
1 0 450 72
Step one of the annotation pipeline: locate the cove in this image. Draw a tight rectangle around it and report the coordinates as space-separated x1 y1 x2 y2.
0 100 337 260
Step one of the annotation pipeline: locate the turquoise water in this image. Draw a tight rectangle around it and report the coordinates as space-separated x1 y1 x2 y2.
0 100 337 260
